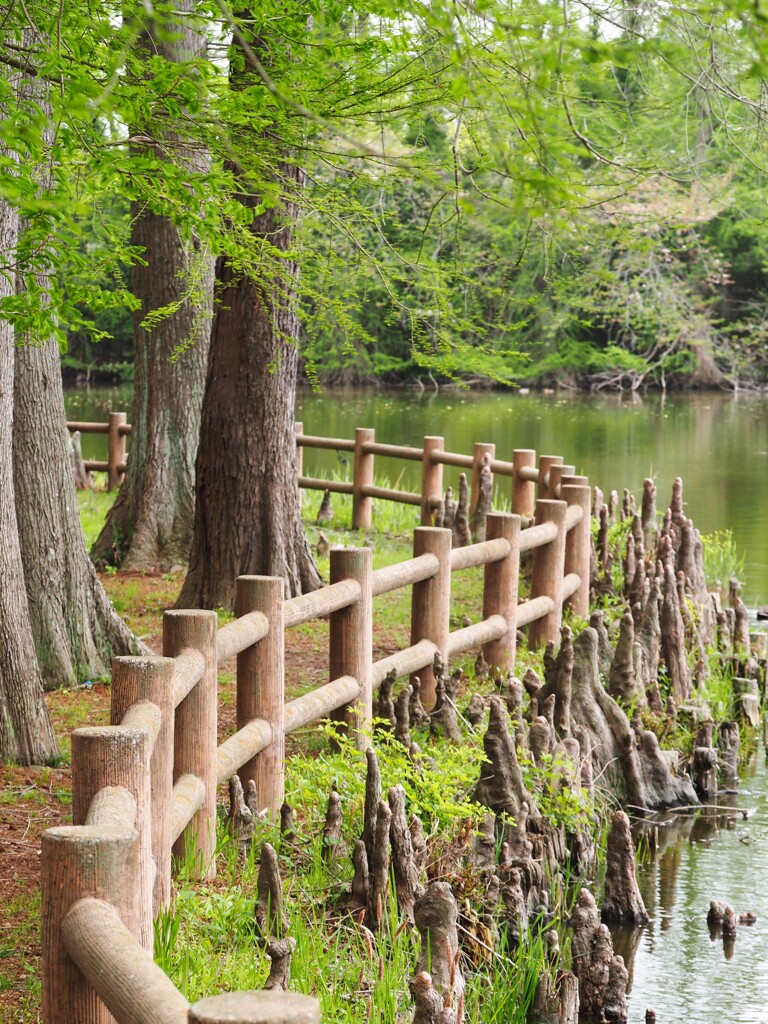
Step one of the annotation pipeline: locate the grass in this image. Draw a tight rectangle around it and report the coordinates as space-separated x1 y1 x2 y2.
0 890 43 1024
700 529 746 600
76 481 114 550
156 708 566 1022
304 471 422 540
46 682 112 762
694 658 737 722
304 491 485 635
159 830 422 1015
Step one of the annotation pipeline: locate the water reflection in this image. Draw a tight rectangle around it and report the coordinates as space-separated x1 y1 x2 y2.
612 763 768 1024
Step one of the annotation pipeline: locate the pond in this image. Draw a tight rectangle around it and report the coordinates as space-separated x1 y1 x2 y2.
65 385 768 605
614 745 768 1024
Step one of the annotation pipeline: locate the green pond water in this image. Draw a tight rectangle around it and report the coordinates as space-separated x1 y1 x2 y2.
614 749 768 1024
65 382 768 1022
66 385 768 605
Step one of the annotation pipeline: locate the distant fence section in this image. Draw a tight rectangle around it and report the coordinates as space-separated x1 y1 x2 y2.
48 414 593 1023
294 421 582 530
70 412 579 525
66 412 132 490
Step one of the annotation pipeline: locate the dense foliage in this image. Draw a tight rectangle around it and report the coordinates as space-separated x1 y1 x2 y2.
4 1 768 387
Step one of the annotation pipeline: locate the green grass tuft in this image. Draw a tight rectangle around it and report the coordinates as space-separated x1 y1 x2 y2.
76 485 114 550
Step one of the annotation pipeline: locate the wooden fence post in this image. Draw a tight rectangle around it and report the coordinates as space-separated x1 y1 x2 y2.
562 482 592 619
470 441 495 529
295 421 304 507
560 474 589 487
71 726 153 950
537 454 563 502
548 463 575 499
188 991 321 1023
329 547 373 750
42 824 140 1024
235 576 285 817
352 427 375 530
482 511 521 673
107 411 127 491
421 435 444 526
529 499 568 648
410 527 452 709
111 656 175 914
163 609 218 878
512 449 536 517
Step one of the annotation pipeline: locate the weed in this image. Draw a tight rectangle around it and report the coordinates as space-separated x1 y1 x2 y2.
517 748 595 834
157 814 555 1022
153 690 576 1022
463 927 550 1024
287 719 486 836
700 530 746 600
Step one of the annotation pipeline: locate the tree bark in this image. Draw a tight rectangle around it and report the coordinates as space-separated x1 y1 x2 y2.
178 59 320 607
600 810 649 926
0 195 58 762
254 842 289 939
13 339 143 689
11 25 144 691
93 7 213 570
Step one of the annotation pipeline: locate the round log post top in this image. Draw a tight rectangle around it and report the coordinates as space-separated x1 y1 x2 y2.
188 990 321 1024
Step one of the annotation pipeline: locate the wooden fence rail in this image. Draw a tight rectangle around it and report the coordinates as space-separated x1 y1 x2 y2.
68 414 580 526
47 419 594 1024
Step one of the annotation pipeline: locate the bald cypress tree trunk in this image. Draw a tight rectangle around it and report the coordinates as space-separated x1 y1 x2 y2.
178 23 320 609
178 180 321 608
13 339 142 690
0 194 58 762
92 6 213 571
12 30 144 691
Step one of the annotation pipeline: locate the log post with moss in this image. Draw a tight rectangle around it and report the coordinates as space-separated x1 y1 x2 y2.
529 499 568 648
352 427 375 531
410 527 452 707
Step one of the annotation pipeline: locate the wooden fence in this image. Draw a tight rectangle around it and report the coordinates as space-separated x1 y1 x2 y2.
45 422 592 1024
66 412 132 490
67 411 578 525
295 422 569 530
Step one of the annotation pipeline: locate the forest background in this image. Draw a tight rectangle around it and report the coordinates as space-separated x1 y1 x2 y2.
25 0 768 393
